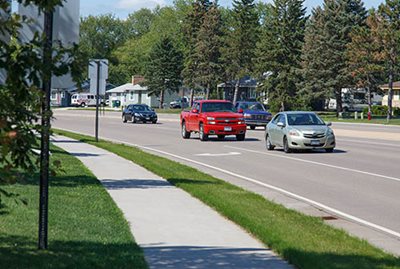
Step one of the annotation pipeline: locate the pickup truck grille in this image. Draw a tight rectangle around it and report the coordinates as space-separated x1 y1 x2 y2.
251 115 266 120
215 118 238 125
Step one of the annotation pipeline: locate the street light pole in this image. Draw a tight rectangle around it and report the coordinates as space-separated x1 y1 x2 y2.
95 60 101 142
38 9 53 250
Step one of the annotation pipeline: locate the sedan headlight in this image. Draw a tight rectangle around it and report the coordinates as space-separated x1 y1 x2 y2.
288 129 300 136
134 113 141 116
327 128 334 136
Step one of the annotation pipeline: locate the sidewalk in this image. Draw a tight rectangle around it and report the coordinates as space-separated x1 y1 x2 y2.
52 135 293 269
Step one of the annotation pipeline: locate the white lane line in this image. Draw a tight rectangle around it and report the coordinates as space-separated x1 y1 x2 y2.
54 127 400 240
337 138 400 148
225 145 400 183
195 152 241 157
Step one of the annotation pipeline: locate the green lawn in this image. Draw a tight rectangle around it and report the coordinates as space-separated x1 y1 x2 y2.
0 145 148 269
55 129 400 269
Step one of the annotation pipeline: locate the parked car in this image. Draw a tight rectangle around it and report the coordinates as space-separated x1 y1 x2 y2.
170 97 189 109
122 104 158 124
180 100 246 141
265 111 335 153
235 101 272 129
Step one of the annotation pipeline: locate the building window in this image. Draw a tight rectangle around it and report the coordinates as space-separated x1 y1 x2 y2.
51 92 57 100
130 92 135 100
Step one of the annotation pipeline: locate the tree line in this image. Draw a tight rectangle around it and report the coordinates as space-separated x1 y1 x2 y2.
80 0 400 117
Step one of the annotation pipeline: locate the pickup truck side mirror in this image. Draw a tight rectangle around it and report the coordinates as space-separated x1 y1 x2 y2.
238 108 244 113
191 109 199 113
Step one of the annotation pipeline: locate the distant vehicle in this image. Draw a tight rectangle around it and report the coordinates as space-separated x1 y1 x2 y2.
122 104 158 124
170 97 189 109
265 111 335 153
71 93 103 107
235 101 272 129
327 88 383 112
180 100 246 141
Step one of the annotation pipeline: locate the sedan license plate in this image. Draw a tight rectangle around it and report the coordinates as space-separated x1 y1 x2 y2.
146 117 150 120
224 126 232 131
310 140 320 146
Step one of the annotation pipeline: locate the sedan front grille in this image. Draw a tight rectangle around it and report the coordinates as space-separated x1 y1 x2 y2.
303 133 325 138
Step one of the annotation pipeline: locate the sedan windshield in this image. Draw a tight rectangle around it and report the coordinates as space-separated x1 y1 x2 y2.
202 102 236 113
132 105 151 112
287 113 325 126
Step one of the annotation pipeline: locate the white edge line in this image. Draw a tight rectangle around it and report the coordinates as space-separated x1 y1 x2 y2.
55 127 400 240
225 145 400 183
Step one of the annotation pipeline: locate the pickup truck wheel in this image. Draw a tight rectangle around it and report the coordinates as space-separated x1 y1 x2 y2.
283 136 292 153
217 135 225 140
250 125 256 130
122 115 127 123
199 124 208 141
181 122 190 139
236 134 245 141
266 134 274 150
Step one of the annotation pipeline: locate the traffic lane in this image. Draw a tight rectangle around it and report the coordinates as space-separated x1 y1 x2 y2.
331 121 400 134
243 128 400 180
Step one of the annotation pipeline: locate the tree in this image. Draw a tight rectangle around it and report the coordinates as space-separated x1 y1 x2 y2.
300 0 367 115
256 0 307 111
0 0 83 202
375 0 400 120
182 0 211 104
347 11 385 115
227 0 259 104
125 8 155 38
195 2 223 99
144 37 183 109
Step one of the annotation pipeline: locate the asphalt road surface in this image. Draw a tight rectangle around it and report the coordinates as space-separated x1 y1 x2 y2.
53 109 400 256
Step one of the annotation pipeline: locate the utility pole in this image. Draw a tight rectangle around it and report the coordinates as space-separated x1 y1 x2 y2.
38 10 53 250
95 60 101 142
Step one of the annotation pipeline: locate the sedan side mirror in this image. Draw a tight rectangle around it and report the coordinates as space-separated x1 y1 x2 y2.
326 122 332 126
277 122 285 128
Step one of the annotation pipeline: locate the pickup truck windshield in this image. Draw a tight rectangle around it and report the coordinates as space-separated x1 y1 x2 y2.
202 102 236 113
238 102 265 111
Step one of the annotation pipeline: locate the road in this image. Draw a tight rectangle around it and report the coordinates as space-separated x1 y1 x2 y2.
53 109 400 256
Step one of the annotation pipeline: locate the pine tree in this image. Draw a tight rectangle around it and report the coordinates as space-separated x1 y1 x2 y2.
375 0 400 120
301 0 367 115
346 11 385 114
256 0 307 111
145 37 183 109
195 2 223 99
182 0 211 104
228 0 260 104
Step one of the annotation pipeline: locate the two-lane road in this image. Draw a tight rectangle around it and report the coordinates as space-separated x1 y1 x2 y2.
53 109 400 256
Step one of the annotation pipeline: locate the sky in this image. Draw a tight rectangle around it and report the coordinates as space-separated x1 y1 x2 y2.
79 0 384 19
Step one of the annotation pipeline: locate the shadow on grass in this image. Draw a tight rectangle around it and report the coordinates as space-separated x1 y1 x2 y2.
167 177 222 187
17 174 101 188
0 234 147 269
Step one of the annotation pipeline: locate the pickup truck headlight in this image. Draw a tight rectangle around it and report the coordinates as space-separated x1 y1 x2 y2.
243 113 251 118
207 117 215 121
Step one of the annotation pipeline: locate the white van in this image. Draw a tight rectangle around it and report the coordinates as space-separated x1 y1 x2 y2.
71 93 100 107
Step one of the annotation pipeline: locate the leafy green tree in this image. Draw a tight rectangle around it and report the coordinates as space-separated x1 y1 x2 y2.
375 0 400 120
195 2 223 99
227 0 259 104
347 11 385 114
144 36 183 108
0 0 83 201
125 8 155 38
182 0 211 104
256 0 307 111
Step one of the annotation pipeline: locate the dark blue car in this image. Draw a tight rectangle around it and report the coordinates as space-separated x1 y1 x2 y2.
235 101 272 130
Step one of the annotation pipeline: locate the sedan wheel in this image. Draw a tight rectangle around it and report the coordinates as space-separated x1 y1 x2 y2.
132 116 136 123
199 124 208 141
325 148 334 153
266 134 274 150
122 115 127 123
283 136 292 153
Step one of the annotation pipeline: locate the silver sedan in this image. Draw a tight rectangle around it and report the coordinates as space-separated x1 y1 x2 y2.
265 112 335 153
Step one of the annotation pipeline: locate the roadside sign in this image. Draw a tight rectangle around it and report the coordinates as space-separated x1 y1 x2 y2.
89 59 108 95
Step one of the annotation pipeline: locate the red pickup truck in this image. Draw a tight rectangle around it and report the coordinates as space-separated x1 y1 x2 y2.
180 100 247 141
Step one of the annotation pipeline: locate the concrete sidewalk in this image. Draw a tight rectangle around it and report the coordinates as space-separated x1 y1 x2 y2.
52 135 293 269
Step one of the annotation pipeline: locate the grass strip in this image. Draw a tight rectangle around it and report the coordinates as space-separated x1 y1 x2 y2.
55 129 400 269
0 144 148 269
320 116 400 125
